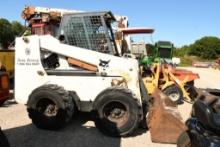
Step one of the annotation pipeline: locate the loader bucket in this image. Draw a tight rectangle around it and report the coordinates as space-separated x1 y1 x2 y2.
147 89 187 144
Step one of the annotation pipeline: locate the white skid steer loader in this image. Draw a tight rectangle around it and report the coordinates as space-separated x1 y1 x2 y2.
15 11 149 137
15 10 188 141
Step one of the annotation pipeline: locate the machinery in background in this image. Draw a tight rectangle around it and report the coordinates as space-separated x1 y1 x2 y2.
212 58 220 70
0 50 15 79
139 40 199 103
0 71 10 106
177 89 220 147
192 61 211 68
142 63 199 103
140 41 174 66
115 27 154 57
115 27 198 103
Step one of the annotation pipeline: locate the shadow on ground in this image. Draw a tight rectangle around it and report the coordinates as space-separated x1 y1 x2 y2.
2 99 17 108
4 113 121 147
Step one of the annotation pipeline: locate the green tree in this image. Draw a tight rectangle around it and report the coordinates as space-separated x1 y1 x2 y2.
188 36 220 59
174 45 190 57
0 19 25 49
11 21 25 36
0 18 13 49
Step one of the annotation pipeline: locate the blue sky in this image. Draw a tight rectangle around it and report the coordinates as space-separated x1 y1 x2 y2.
0 0 219 47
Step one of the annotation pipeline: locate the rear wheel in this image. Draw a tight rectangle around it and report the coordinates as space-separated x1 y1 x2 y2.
27 85 74 130
0 129 10 147
94 88 142 137
163 85 183 102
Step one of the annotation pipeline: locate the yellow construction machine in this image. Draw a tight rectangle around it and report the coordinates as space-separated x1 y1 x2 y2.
0 50 14 79
142 62 199 103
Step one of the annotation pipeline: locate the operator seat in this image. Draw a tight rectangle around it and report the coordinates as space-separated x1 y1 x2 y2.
192 97 220 135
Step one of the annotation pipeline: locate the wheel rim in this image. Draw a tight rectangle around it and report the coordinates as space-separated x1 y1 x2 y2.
169 92 180 101
44 104 58 117
102 101 129 128
37 99 58 117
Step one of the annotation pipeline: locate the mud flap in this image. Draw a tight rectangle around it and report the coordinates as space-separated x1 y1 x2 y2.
147 89 187 144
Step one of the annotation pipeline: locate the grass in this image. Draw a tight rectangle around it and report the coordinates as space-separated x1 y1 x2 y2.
178 55 218 67
179 56 198 67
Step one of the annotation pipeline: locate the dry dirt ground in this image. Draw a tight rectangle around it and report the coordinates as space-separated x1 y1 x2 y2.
0 67 219 147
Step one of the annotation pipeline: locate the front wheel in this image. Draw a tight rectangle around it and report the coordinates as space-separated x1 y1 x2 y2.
163 85 183 103
27 85 74 130
94 88 142 137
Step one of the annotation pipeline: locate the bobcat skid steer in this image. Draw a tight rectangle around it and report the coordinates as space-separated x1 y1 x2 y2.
15 11 187 140
14 12 148 137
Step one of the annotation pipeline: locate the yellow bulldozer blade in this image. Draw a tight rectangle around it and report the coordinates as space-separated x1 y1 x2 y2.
147 89 187 144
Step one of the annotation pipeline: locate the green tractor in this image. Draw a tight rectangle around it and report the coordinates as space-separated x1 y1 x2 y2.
140 41 174 66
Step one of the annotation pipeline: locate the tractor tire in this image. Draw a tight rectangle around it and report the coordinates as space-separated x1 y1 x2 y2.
94 87 142 137
0 129 10 147
163 85 183 103
27 84 74 130
177 131 191 147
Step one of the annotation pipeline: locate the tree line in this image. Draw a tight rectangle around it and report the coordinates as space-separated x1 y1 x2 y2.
0 18 220 60
174 36 220 60
0 18 25 49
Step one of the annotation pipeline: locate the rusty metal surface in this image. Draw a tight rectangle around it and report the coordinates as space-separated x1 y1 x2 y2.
172 68 199 82
147 89 187 144
118 28 154 34
0 72 10 105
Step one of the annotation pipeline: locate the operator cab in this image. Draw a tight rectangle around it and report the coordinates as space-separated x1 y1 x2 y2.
155 41 173 60
58 11 119 56
116 27 154 58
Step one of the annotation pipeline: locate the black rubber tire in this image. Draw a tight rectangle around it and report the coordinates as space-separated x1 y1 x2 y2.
0 129 10 147
177 131 191 147
163 85 183 102
93 87 142 137
27 84 74 130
